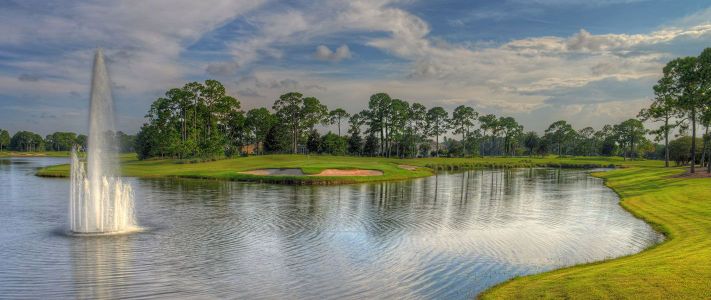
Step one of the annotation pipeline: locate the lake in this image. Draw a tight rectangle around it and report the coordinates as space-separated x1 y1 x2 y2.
0 157 662 299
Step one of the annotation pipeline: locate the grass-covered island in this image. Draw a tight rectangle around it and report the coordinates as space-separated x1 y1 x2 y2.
36 154 658 184
34 154 711 298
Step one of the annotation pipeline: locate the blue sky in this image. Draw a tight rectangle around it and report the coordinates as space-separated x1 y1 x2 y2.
1 0 711 135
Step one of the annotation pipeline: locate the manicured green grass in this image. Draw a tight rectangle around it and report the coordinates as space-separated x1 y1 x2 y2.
0 150 70 157
35 154 660 184
36 154 434 184
479 166 711 299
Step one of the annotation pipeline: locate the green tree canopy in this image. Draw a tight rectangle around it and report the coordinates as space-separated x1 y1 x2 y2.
478 114 498 155
0 129 11 151
614 119 647 160
45 132 77 151
135 80 241 159
639 69 681 167
272 92 328 154
306 129 321 153
668 136 703 166
498 116 523 156
245 108 275 155
667 56 703 171
365 93 392 155
264 124 290 153
329 108 350 136
321 132 346 155
10 131 44 152
545 120 575 157
426 106 450 156
451 105 478 156
523 131 540 156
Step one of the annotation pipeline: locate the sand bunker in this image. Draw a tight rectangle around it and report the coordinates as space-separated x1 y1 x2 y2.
240 168 383 176
398 164 417 171
240 168 305 176
314 169 383 176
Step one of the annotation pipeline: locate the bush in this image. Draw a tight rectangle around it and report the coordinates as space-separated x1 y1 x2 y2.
307 130 321 153
321 132 346 155
10 131 44 152
668 136 703 166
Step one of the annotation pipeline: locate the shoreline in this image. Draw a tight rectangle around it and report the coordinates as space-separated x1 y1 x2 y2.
0 151 70 157
479 166 709 299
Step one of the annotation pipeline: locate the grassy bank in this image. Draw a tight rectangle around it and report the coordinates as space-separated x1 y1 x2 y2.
480 166 711 299
0 151 70 157
398 155 660 170
35 154 659 184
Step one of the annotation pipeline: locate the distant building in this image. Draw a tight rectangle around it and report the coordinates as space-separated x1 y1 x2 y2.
240 143 257 155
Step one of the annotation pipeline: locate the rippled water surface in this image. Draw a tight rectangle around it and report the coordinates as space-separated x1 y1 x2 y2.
0 158 662 299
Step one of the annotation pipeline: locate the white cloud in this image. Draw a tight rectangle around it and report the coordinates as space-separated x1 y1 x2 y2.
0 0 266 95
225 0 711 132
3 0 711 134
0 0 267 134
314 45 352 62
508 0 649 6
564 26 711 52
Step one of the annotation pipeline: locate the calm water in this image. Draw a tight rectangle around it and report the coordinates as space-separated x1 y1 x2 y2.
0 158 662 299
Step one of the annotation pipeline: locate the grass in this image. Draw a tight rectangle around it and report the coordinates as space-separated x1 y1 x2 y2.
35 154 660 184
0 150 70 157
398 155 661 170
479 166 711 299
36 154 432 184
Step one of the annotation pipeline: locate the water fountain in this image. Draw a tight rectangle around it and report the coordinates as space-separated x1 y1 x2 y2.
69 49 137 234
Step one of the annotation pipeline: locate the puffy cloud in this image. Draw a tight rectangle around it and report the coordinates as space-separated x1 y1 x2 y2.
0 0 267 96
3 0 711 134
0 0 266 134
314 45 352 62
224 0 711 132
564 27 711 52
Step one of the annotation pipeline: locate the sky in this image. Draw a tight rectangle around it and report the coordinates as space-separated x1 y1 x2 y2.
1 0 711 136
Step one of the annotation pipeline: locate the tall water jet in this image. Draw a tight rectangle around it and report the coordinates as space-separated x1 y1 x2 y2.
69 49 137 234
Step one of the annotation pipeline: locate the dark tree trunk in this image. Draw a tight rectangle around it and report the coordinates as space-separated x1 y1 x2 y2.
691 109 697 173
664 117 670 167
462 130 467 157
380 126 384 156
701 126 708 168
435 134 439 157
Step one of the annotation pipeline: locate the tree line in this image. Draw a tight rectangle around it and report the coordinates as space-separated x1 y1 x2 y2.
133 80 662 161
0 129 135 153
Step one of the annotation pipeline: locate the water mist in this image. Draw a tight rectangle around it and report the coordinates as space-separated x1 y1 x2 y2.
69 49 137 234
